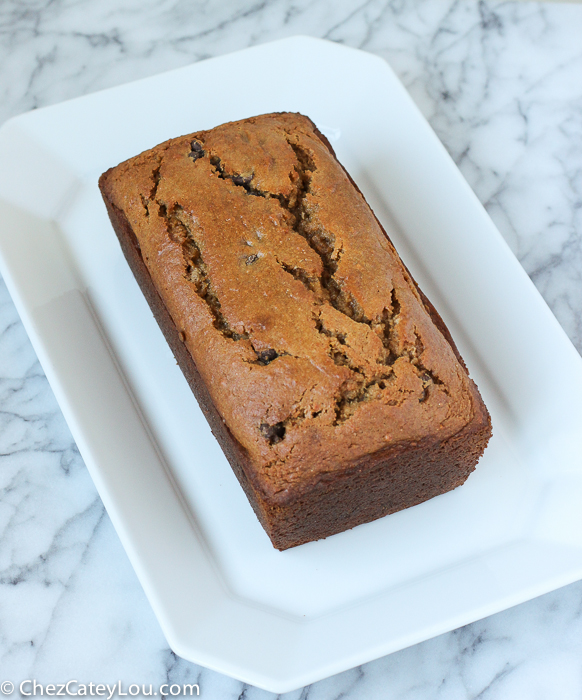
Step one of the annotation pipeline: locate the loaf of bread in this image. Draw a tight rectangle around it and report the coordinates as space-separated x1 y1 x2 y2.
99 112 491 550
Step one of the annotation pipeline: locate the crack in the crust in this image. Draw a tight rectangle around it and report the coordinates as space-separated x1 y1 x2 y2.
286 143 373 326
140 160 163 217
315 314 396 424
210 155 267 197
276 258 322 295
411 329 445 403
158 203 250 341
151 163 162 199
314 318 347 345
383 287 400 363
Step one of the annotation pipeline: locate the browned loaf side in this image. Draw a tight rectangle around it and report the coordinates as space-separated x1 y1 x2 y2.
99 112 492 550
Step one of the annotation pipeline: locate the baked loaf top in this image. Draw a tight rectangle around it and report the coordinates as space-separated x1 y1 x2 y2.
100 113 488 506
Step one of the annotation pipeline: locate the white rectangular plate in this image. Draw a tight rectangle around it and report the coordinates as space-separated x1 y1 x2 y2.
1 36 582 693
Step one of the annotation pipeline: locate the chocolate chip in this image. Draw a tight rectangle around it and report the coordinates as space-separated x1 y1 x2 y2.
232 174 252 187
246 254 259 265
189 141 205 161
256 348 278 365
260 421 286 444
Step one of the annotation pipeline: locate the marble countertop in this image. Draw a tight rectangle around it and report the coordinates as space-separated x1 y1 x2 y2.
1 0 582 697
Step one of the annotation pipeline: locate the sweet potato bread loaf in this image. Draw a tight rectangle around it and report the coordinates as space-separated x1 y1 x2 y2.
99 112 491 550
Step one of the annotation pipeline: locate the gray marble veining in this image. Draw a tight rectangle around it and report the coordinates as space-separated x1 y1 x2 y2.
1 1 582 698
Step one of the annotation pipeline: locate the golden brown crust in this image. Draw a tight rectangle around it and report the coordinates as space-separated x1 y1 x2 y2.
99 112 491 549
